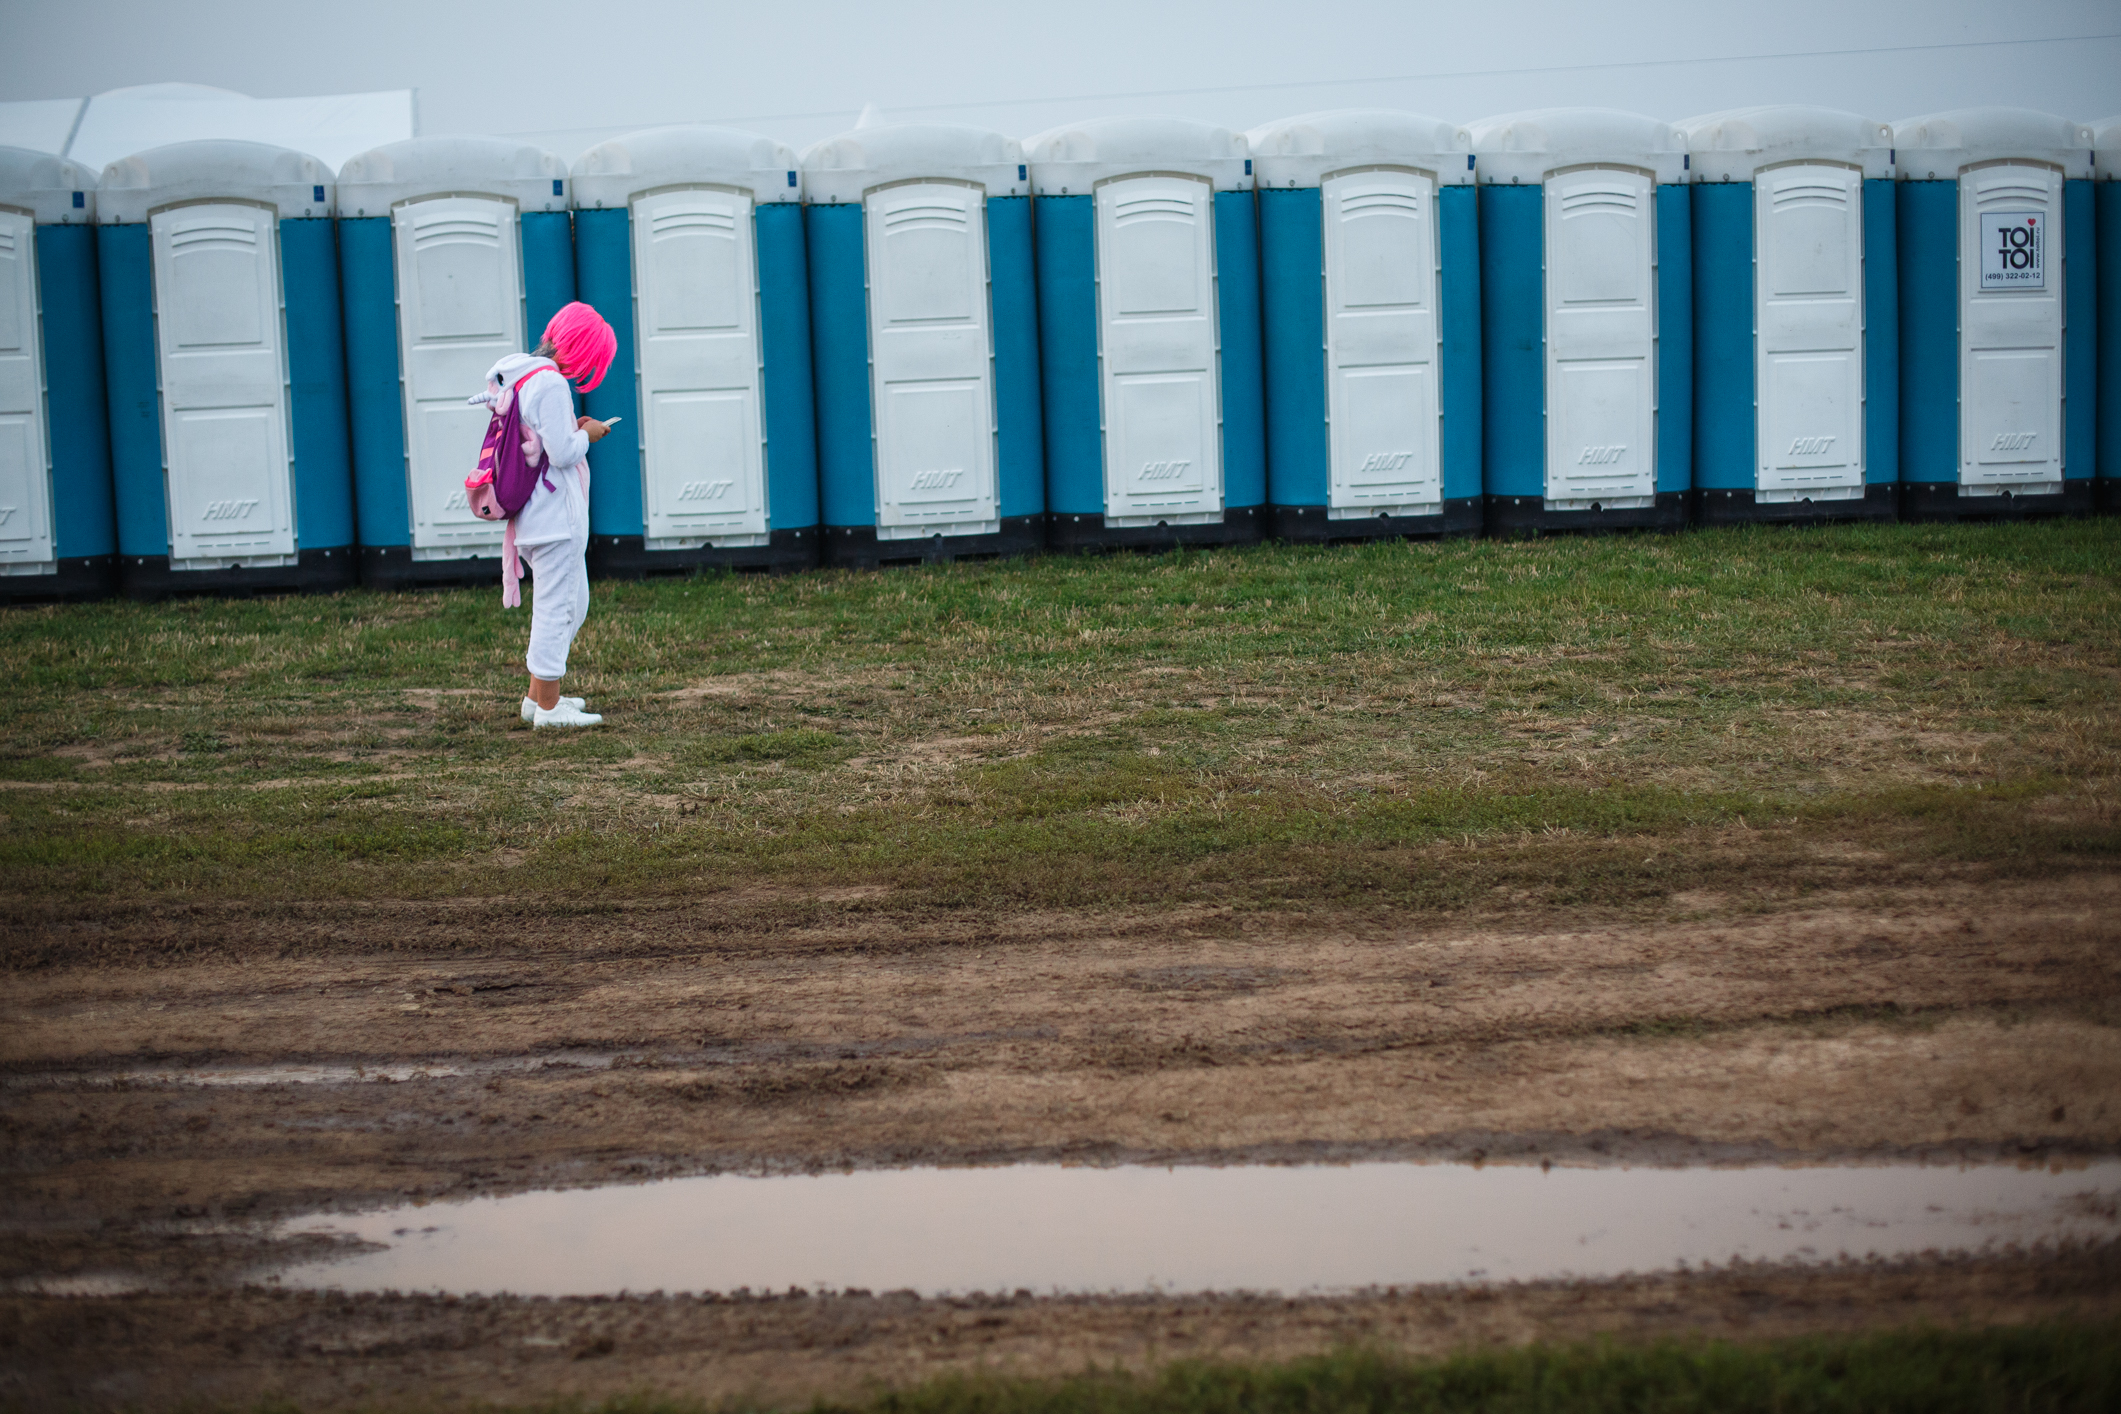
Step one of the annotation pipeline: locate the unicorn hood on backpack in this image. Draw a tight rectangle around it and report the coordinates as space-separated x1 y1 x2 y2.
476 352 591 548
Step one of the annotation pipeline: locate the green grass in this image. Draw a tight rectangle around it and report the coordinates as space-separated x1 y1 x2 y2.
1 521 2116 923
828 1325 2121 1414
221 1322 2121 1413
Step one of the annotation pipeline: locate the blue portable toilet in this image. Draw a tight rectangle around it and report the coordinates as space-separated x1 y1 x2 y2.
337 137 574 589
803 124 1042 568
2096 117 2119 515
571 125 817 576
0 147 114 603
1682 107 1899 526
97 141 354 597
1248 110 1482 543
1894 110 2097 521
1467 110 1692 535
1028 117 1264 552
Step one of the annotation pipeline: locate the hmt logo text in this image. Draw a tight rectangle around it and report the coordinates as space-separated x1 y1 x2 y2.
1788 435 1836 457
1576 445 1626 465
908 470 963 491
0 505 14 526
1989 432 2037 453
444 487 470 511
678 479 735 502
1140 460 1190 481
200 499 258 521
1359 451 1415 473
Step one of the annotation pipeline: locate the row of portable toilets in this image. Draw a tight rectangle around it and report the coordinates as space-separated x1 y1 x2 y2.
1 104 2117 601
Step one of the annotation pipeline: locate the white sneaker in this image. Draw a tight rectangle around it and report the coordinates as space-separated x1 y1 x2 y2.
532 701 603 729
522 695 585 722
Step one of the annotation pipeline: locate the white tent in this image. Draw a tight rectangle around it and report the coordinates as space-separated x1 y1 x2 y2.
0 98 84 156
0 84 413 170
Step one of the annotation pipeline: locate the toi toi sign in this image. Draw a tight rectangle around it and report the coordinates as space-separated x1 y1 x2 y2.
1979 211 2045 290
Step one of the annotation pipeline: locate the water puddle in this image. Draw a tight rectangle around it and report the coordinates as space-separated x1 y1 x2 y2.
1 1274 158 1297
2 1052 624 1091
273 1158 2121 1297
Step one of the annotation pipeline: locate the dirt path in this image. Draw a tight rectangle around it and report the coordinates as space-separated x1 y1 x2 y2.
4 877 2119 1405
7 1249 2119 1411
5 877 2118 1267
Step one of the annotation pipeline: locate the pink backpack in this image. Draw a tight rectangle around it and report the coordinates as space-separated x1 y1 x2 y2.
465 370 552 522
465 369 555 608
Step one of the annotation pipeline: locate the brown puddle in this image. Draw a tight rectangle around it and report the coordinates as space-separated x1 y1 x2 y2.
1 1052 626 1091
270 1159 2121 1297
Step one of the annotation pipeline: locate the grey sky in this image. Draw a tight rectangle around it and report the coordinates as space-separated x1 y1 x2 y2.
5 0 2118 161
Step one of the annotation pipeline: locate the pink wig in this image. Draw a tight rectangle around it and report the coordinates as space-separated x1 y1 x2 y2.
542 301 617 393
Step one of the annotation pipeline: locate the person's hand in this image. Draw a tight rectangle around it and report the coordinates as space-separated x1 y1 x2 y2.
578 416 609 443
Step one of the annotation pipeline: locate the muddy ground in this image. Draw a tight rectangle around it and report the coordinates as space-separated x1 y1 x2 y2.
4 873 2121 1407
8 1248 2121 1411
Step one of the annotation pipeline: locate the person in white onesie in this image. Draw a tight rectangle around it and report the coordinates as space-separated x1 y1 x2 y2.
475 301 618 728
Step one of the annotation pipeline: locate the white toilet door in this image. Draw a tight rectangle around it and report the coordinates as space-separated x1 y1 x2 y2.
1543 167 1657 507
151 202 296 563
1755 164 1864 498
0 209 53 571
1959 163 2063 491
1322 168 1440 516
633 187 767 547
865 181 997 538
395 196 521 554
1096 174 1222 525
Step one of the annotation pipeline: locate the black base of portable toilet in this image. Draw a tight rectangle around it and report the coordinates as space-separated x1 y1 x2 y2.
592 528 818 578
119 548 356 601
825 516 1042 570
1046 506 1265 555
1901 481 2092 523
357 546 502 592
1484 492 1689 538
1270 499 1481 545
0 556 117 605
1694 484 1899 528
2099 480 2121 516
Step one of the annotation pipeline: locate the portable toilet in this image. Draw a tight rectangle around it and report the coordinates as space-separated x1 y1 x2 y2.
802 124 1042 568
1894 109 2096 520
0 148 114 603
2096 117 2119 515
571 126 817 576
1028 116 1264 551
97 141 354 597
1467 110 1692 534
1248 110 1481 543
337 137 574 589
1682 107 1898 526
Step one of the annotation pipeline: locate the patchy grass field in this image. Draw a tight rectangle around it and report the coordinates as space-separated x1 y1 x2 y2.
1 520 2116 929
3 520 2118 1412
749 1321 2121 1414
